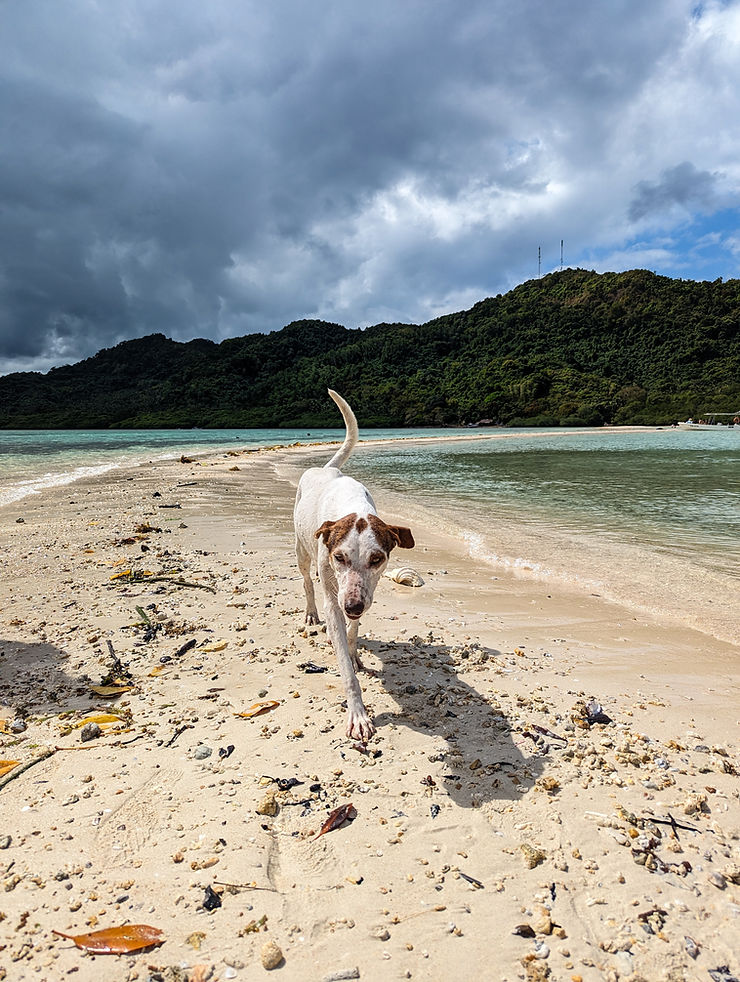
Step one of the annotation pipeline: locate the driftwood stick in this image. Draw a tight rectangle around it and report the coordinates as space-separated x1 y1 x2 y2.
0 748 56 792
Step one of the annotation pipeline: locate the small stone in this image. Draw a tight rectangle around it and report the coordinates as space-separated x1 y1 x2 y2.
708 871 726 889
0 836 11 850
10 718 27 733
532 905 552 935
520 843 546 869
322 970 360 982
371 926 391 941
256 793 279 817
80 722 102 742
193 745 213 760
260 940 284 970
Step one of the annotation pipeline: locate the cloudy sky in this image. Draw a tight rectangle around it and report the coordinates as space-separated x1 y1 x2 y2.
1 0 739 375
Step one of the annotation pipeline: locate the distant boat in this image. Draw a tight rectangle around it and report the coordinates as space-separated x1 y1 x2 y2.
677 411 740 431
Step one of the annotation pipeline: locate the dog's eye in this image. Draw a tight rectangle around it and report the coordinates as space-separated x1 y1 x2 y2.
368 554 385 567
333 553 346 565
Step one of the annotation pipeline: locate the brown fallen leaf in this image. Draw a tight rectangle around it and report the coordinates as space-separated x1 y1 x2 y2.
52 923 164 954
0 760 20 778
314 802 357 840
235 700 280 719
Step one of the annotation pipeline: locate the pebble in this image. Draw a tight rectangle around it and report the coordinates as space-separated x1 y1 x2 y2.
193 745 213 759
520 843 547 869
322 970 360 982
0 836 11 849
708 871 727 889
371 926 391 941
80 722 102 742
261 940 284 969
531 905 552 935
256 793 279 817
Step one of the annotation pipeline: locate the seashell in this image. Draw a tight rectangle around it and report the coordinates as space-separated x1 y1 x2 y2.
385 566 424 587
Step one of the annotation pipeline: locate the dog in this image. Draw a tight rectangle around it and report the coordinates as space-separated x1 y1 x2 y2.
294 389 414 742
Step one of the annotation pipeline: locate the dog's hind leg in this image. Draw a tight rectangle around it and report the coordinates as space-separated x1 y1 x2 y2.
296 536 319 625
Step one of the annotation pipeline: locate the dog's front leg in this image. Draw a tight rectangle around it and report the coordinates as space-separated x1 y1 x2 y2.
319 574 375 741
346 618 365 672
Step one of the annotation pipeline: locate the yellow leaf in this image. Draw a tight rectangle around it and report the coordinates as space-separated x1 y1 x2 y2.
90 685 132 697
201 640 228 652
0 759 20 777
148 665 168 676
73 713 122 729
235 700 280 719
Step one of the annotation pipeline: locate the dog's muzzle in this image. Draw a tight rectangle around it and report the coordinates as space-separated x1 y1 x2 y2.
344 600 365 619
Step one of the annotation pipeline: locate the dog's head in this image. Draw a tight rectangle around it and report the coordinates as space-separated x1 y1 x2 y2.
315 512 414 620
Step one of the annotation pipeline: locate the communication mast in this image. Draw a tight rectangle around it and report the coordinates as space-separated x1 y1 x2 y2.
538 246 541 278
560 239 564 269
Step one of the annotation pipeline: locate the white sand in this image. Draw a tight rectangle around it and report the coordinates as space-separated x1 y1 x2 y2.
0 446 738 982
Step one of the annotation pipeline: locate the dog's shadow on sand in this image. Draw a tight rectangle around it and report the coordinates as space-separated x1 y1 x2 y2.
364 635 544 809
0 639 91 718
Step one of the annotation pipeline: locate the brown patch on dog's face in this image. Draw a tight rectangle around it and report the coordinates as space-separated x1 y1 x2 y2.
314 513 358 551
355 517 368 534
367 514 415 552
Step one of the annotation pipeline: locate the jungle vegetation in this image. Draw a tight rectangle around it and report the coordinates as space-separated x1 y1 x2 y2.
1 268 738 428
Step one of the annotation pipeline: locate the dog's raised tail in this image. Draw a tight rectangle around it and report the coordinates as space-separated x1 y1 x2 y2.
325 389 359 469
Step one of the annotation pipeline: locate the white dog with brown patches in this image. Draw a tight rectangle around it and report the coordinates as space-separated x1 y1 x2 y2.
294 389 414 742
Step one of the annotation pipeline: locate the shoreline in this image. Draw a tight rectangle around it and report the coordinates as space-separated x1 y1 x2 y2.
0 424 668 509
1 448 738 981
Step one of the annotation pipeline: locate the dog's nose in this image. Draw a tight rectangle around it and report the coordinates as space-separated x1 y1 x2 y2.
344 600 364 619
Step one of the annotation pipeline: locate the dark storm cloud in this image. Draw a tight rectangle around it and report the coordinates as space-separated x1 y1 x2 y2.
0 0 736 374
628 162 721 221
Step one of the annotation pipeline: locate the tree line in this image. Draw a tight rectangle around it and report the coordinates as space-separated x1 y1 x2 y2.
1 268 738 428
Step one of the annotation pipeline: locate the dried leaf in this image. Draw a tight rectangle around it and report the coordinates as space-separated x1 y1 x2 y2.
0 759 20 777
235 701 280 719
314 802 357 840
72 713 122 729
52 923 164 954
90 685 132 697
201 640 228 652
0 720 11 735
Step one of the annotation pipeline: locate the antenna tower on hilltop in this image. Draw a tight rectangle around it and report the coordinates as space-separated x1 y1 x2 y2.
538 246 541 278
560 239 564 269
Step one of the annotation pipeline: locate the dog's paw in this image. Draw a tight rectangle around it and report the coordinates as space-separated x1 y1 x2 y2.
305 610 320 625
346 710 376 743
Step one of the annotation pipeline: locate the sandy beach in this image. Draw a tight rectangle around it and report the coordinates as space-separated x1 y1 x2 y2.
1 443 738 982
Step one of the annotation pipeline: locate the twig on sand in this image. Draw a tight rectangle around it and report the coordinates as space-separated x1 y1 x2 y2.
0 748 56 791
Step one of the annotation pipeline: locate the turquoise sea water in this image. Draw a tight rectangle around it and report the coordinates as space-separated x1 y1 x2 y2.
2 426 738 643
278 427 740 645
0 426 452 507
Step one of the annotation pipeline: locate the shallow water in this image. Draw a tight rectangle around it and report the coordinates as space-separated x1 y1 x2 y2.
278 428 740 645
2 426 738 643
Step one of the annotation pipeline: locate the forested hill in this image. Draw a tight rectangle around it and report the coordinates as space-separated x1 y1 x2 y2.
1 268 738 428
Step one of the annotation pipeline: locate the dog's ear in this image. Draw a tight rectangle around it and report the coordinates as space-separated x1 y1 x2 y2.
388 525 415 549
314 520 335 544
